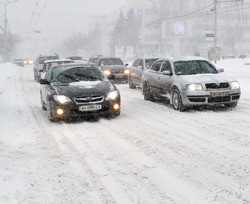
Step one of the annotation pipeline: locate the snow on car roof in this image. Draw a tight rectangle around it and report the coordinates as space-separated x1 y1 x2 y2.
173 56 209 62
43 58 73 63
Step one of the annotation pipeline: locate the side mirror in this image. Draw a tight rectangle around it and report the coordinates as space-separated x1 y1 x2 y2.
138 65 143 69
39 79 50 85
163 70 171 75
125 63 129 67
218 68 224 73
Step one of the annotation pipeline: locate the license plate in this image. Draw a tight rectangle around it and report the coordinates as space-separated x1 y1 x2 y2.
79 105 102 112
210 92 229 97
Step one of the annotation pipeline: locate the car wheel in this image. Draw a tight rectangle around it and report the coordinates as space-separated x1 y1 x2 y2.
46 101 57 122
172 88 186 112
105 109 121 118
225 102 237 108
40 95 46 110
143 82 155 102
128 76 136 89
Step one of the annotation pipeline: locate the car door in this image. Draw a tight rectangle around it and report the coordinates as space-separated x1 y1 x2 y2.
130 59 140 82
135 59 144 84
41 68 53 107
158 60 174 98
147 60 163 96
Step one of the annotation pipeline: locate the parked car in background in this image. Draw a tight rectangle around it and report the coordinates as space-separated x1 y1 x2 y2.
33 54 59 82
128 57 159 88
142 57 241 111
94 57 129 82
66 56 87 63
40 58 73 79
12 58 24 67
39 64 121 121
88 56 99 65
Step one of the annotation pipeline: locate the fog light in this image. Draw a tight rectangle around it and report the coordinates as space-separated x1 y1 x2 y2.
57 109 64 115
113 104 119 110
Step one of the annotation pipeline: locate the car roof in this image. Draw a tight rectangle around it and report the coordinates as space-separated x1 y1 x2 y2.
155 56 209 62
52 63 96 69
44 58 73 63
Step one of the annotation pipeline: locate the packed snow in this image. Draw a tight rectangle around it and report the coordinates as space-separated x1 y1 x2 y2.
0 59 249 203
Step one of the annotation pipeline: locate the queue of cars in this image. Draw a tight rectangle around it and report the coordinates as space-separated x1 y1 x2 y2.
30 53 241 122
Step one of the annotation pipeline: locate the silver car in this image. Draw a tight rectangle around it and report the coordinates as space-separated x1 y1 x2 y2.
142 57 241 111
128 57 159 88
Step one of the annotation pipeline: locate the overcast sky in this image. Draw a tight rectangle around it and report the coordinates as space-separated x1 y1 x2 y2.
2 0 125 57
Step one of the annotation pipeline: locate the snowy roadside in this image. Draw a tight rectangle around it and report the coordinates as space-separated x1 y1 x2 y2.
0 60 249 203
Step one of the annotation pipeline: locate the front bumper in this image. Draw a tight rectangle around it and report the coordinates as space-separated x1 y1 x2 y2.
50 98 120 119
182 89 241 106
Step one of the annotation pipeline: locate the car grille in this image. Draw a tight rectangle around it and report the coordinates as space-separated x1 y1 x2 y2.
205 82 229 89
74 95 104 104
208 96 231 103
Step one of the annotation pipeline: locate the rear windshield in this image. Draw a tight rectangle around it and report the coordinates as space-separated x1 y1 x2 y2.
100 58 123 66
174 60 218 75
68 56 82 60
52 67 105 83
39 56 59 64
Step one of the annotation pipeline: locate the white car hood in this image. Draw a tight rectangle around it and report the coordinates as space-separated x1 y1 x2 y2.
178 73 237 84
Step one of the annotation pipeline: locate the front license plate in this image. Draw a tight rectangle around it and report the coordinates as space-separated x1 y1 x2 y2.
210 92 229 97
79 105 102 112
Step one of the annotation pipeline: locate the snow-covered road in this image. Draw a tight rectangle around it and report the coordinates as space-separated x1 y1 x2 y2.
0 59 249 203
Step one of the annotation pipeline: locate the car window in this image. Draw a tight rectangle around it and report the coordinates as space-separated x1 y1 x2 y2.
52 67 105 83
199 61 218 74
138 59 143 68
45 68 53 81
100 58 123 66
174 60 219 75
160 60 172 72
132 59 140 67
150 61 163 72
39 56 59 64
145 58 159 69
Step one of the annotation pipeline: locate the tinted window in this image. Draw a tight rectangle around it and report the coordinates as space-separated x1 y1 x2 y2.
174 60 219 75
160 61 172 72
52 67 105 83
100 58 123 65
138 59 143 68
68 56 82 60
145 58 159 69
150 61 162 72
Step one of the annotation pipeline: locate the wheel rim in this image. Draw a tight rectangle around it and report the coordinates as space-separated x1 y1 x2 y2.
173 91 179 109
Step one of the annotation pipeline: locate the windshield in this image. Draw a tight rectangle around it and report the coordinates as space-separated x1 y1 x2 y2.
68 56 82 60
100 58 123 66
52 67 105 83
174 60 218 75
145 58 159 69
39 56 59 64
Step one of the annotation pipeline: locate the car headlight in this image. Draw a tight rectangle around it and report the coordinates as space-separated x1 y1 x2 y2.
53 95 71 104
107 90 118 100
124 69 129 75
104 70 111 76
186 84 203 91
231 81 240 89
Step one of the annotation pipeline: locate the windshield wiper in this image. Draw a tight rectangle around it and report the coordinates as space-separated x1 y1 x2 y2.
75 73 103 81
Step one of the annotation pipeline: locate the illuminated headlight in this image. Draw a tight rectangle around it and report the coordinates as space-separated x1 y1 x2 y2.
107 90 118 100
24 61 27 64
53 95 71 104
124 69 129 75
186 84 203 91
231 81 240 89
104 70 111 76
29 60 33 64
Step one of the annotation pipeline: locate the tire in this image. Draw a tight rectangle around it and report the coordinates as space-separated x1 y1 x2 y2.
46 101 57 122
105 109 121 119
172 88 186 112
143 82 155 102
40 95 46 110
128 76 136 89
225 102 237 108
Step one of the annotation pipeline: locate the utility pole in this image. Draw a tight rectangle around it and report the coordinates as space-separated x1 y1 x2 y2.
0 0 18 61
214 0 217 63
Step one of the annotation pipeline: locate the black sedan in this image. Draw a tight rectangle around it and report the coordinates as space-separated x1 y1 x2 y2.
40 64 121 121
